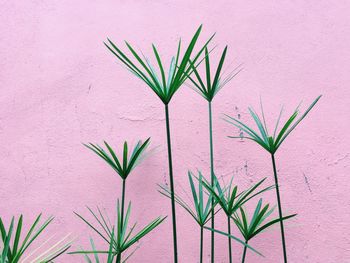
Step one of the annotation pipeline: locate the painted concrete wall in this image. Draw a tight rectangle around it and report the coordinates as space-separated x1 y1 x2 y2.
1 1 349 262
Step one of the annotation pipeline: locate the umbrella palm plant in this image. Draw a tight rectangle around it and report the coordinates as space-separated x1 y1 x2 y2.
0 214 72 263
71 202 166 262
81 234 136 263
81 235 117 263
224 95 322 262
232 199 296 263
186 46 242 262
201 175 274 263
84 138 150 262
104 25 214 262
159 171 218 263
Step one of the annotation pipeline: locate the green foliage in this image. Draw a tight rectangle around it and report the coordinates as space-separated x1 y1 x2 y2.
232 199 296 242
81 235 137 263
203 226 263 256
224 95 322 153
187 46 242 101
201 175 274 259
184 44 240 262
201 174 274 217
224 95 321 262
104 25 215 263
104 25 214 104
0 214 72 263
71 202 166 261
159 171 217 227
84 138 150 180
81 234 118 263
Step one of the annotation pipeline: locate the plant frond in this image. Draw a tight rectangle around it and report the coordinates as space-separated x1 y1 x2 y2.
225 95 322 153
105 25 214 104
232 199 297 242
71 203 165 260
186 46 239 102
84 138 150 179
0 215 70 263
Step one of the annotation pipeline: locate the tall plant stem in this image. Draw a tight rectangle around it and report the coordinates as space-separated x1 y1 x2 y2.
271 153 287 263
116 179 126 263
165 104 178 263
200 226 204 263
227 216 232 263
241 241 248 263
208 101 215 262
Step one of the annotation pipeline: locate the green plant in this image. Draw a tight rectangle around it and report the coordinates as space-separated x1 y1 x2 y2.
104 25 214 262
232 199 296 263
159 171 218 263
224 95 321 262
71 202 166 262
186 46 242 262
201 175 273 263
81 235 117 263
84 138 151 262
0 214 72 263
84 139 150 180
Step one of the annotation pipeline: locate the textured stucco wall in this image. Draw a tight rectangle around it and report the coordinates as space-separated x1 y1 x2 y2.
1 1 349 262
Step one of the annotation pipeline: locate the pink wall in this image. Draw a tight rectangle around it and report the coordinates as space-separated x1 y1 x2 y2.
1 1 349 262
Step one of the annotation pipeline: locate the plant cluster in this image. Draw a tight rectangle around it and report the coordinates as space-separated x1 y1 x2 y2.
0 25 321 263
103 24 321 262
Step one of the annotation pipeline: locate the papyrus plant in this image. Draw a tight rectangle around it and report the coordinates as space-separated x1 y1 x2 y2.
81 232 117 263
232 199 296 263
82 138 153 262
186 46 242 262
0 214 72 263
159 171 218 263
104 25 214 262
224 95 321 262
71 202 166 262
202 175 273 263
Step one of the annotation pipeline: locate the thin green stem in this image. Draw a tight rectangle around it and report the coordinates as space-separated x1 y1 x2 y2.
165 104 178 263
208 101 215 263
241 240 248 263
200 226 204 263
227 216 232 263
271 153 287 263
116 179 126 263
121 179 126 225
